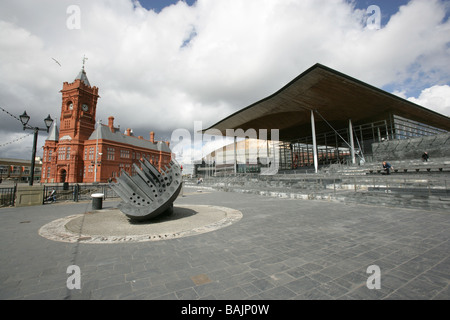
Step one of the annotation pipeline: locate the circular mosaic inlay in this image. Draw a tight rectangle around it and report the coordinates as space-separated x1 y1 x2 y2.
39 205 242 244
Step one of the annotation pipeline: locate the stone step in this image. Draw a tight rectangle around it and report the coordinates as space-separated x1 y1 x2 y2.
186 180 450 212
342 192 450 212
322 158 450 174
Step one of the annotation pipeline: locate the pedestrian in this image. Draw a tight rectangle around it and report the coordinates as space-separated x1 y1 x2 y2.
382 161 393 175
421 152 429 162
46 189 56 203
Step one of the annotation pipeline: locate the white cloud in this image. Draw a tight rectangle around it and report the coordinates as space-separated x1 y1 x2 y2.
405 85 450 116
0 0 449 159
0 131 44 159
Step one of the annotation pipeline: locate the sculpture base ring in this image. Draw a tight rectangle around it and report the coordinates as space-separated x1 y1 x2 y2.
39 205 243 244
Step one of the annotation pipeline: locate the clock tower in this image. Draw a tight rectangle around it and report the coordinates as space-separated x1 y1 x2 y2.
60 64 99 141
56 60 100 183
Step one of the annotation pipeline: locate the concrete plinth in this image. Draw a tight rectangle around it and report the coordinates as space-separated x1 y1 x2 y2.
15 185 44 207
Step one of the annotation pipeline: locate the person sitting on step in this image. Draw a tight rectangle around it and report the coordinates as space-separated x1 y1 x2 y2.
382 161 393 175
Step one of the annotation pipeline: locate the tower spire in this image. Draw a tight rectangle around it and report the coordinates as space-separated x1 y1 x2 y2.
75 55 91 86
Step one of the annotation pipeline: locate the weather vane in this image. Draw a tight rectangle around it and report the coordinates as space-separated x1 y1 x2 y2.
82 55 88 70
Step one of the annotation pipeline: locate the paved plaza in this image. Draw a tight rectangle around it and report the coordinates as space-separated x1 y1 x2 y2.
0 187 449 300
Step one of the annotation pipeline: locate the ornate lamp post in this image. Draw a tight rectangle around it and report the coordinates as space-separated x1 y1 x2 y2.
19 111 54 186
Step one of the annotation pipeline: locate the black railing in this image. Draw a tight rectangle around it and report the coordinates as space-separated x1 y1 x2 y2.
0 186 16 207
0 183 119 207
43 183 119 202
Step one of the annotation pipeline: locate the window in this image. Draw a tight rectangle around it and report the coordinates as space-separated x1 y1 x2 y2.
66 147 71 160
58 147 66 160
47 167 51 178
89 147 94 160
107 148 115 160
48 150 52 162
120 150 130 158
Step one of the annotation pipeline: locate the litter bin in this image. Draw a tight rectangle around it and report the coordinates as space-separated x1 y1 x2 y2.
91 193 104 210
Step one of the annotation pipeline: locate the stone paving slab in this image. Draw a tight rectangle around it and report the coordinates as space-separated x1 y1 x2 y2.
0 188 449 301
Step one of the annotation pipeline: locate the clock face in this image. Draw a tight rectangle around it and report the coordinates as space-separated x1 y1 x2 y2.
69 103 73 110
82 104 89 112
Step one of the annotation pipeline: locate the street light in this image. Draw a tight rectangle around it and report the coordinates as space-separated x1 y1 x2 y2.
19 111 54 186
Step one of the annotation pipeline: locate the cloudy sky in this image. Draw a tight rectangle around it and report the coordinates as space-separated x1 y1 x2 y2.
0 0 449 167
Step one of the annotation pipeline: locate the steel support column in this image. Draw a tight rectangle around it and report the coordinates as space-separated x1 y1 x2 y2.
234 136 237 174
349 119 356 164
311 111 318 174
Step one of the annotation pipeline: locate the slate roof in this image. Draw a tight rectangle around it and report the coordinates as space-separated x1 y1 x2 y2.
204 63 450 141
88 125 171 153
75 68 91 87
46 122 59 141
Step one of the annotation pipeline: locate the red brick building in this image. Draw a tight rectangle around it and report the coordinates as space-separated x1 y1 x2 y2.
41 66 172 184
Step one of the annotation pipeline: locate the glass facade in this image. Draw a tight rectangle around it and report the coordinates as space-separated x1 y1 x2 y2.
199 114 448 176
392 115 447 140
276 115 447 171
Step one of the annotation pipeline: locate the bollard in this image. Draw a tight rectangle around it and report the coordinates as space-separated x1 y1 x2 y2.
73 184 79 202
91 193 104 210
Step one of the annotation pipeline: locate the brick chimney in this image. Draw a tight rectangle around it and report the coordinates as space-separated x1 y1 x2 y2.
125 128 132 136
150 131 155 143
108 116 115 133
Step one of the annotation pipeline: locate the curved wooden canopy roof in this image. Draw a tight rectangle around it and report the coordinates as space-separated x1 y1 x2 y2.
204 63 450 141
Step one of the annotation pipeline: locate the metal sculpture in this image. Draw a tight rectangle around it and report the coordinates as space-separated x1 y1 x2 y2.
110 159 182 221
